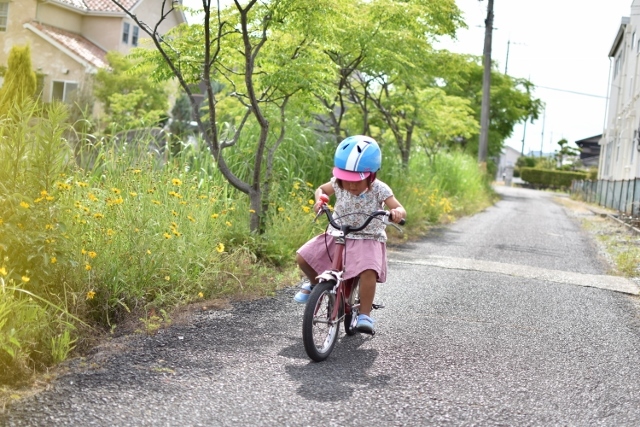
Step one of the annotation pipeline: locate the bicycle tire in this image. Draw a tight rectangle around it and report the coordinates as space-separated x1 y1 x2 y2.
302 280 339 362
344 279 360 336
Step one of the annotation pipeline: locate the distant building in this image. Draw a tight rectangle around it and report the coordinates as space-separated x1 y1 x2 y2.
600 11 640 180
496 145 520 182
575 134 601 167
0 0 186 106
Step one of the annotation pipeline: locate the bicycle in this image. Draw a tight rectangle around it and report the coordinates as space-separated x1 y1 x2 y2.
302 194 405 362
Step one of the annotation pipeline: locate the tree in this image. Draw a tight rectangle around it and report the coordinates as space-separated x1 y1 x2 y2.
0 45 37 116
111 0 348 233
441 52 543 160
94 51 168 133
555 138 580 168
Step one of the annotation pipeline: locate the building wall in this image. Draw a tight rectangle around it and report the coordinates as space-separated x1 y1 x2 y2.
0 0 37 57
37 3 82 33
601 3 640 181
82 16 126 52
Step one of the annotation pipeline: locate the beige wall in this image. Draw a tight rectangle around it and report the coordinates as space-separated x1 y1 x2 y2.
37 3 82 33
1 0 37 59
82 16 125 53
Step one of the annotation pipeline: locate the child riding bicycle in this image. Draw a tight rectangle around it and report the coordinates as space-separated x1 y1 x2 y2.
294 135 406 334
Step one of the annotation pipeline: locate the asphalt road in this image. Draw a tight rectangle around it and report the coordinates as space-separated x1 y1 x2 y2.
3 186 640 426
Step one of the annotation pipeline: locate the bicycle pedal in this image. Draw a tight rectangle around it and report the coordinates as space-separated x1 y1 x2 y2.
372 303 385 310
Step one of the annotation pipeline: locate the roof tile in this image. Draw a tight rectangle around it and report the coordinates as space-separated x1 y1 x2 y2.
29 21 108 69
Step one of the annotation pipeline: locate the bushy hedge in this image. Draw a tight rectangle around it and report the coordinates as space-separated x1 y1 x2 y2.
520 167 588 189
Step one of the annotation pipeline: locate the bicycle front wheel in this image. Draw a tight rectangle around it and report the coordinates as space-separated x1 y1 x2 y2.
302 280 339 362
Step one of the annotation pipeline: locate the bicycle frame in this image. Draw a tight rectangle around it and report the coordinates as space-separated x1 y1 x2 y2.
314 231 358 328
301 199 403 361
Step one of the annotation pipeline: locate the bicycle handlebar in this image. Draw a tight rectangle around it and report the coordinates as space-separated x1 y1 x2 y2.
315 196 405 235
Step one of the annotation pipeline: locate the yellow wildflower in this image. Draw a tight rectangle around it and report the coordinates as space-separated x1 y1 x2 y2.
77 181 89 188
147 249 151 255
45 224 54 230
211 213 219 219
187 215 195 222
198 292 204 298
308 199 314 205
21 276 30 282
94 213 104 219
132 169 142 174
278 207 284 212
85 264 92 271
129 192 138 197
40 189 49 196
106 229 115 236
19 201 30 209
88 193 98 202
172 178 182 186
249 209 256 213
88 251 97 259
51 257 57 264
216 243 225 253
111 188 121 195
225 221 232 227
165 276 170 281
152 200 161 205
148 188 155 194
34 197 43 203
179 201 187 205
81 248 87 255
45 196 54 201
0 267 7 276
86 290 96 300
302 206 311 213
293 182 301 190
163 232 172 239
172 210 178 217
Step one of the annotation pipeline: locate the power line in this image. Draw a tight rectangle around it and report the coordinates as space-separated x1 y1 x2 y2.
535 85 607 99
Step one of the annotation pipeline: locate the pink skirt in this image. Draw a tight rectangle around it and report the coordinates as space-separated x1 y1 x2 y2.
296 234 388 283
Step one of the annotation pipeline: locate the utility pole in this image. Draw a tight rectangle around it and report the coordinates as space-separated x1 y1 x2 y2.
540 108 546 157
478 0 494 168
520 119 527 155
504 40 510 75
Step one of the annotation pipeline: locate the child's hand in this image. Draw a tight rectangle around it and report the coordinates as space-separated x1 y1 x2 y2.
389 208 406 224
314 194 329 213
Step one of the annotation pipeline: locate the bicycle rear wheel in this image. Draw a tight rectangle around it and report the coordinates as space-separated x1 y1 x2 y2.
302 280 339 362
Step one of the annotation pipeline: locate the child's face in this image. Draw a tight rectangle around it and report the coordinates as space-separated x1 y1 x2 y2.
343 178 369 196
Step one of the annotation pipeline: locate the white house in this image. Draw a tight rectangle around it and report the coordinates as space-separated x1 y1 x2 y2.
496 145 520 184
599 6 640 180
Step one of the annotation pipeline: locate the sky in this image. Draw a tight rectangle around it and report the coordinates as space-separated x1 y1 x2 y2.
182 0 633 156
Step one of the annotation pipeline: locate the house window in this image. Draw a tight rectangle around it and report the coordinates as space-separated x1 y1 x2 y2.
0 2 8 32
132 26 139 46
122 22 130 44
52 81 78 103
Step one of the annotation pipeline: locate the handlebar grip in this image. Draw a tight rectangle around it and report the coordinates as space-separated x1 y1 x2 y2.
398 218 406 226
319 194 329 204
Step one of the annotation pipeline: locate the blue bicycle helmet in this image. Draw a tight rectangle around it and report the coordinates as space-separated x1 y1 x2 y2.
333 135 381 182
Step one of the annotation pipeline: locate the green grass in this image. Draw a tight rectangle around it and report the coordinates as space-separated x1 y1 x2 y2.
0 101 494 386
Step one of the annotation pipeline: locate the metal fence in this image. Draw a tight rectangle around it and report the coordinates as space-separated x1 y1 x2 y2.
571 179 640 217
